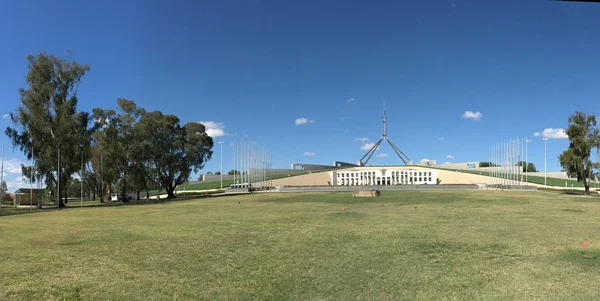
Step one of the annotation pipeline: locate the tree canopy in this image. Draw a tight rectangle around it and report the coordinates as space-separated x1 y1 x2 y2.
4 53 218 206
517 161 538 172
559 111 600 194
137 111 213 198
5 53 93 207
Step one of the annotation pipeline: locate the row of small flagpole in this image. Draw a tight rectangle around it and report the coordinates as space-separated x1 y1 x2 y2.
232 141 272 189
489 137 527 188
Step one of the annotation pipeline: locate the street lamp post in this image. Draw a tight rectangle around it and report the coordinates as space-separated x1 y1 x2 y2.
543 137 548 186
219 141 224 189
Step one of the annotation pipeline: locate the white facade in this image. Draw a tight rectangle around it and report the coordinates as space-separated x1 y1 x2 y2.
333 169 437 186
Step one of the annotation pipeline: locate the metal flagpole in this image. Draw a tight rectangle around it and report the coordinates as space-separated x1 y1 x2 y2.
240 140 245 188
502 140 508 186
512 137 519 185
512 138 516 186
513 136 519 185
497 143 500 187
496 143 499 187
501 141 504 187
510 138 513 186
81 151 83 208
101 152 104 203
57 148 60 210
271 150 273 188
30 143 33 211
525 137 528 183
521 137 524 187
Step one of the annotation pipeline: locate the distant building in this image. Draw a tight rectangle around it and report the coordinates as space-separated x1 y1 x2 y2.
333 169 437 186
13 188 44 206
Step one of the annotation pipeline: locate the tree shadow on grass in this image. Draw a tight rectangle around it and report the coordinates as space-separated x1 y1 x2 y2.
560 249 600 269
0 193 234 217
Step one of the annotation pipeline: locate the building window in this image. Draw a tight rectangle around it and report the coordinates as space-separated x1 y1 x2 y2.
419 177 422 182
429 177 432 182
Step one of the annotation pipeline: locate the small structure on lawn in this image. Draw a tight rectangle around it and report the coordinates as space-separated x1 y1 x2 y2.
352 190 381 197
13 188 44 206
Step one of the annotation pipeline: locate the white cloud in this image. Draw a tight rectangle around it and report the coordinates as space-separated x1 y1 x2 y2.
2 114 9 119
303 152 316 156
420 158 431 162
355 137 369 142
438 137 444 141
446 155 454 160
348 98 354 102
533 128 568 139
462 111 483 121
295 117 315 125
376 153 388 158
360 143 378 151
2 158 25 174
5 177 26 194
199 121 226 137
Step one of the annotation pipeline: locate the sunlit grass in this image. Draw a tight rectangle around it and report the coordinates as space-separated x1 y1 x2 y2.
1 190 600 300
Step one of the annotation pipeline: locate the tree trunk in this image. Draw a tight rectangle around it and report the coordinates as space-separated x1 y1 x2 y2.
166 186 176 199
92 190 96 201
122 170 129 202
63 185 68 204
136 190 140 200
585 183 590 195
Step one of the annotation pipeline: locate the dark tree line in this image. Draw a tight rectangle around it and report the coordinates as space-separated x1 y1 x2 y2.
559 112 600 194
5 53 214 206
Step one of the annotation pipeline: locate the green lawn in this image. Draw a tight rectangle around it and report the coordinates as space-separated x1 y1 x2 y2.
2 190 600 300
432 166 593 188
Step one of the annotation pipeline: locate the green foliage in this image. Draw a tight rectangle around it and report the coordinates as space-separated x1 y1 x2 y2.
479 162 499 167
215 171 221 175
137 111 213 198
0 181 12 205
517 161 538 172
93 99 145 202
5 53 93 207
559 111 600 194
228 169 240 175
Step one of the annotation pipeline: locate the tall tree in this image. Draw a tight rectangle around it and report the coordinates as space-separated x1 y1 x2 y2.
137 111 213 198
5 53 92 207
93 99 144 202
559 112 600 194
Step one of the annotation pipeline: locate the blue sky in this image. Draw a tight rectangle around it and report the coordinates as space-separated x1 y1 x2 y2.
1 0 600 191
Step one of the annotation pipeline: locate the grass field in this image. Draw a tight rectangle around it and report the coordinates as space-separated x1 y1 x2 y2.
2 190 600 300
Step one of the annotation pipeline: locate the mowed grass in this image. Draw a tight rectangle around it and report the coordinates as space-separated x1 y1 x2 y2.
2 190 600 300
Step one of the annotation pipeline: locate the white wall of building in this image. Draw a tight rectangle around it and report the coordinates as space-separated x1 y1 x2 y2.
334 169 437 186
